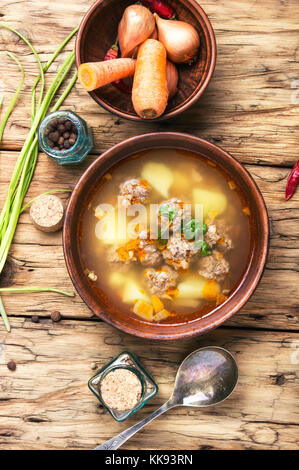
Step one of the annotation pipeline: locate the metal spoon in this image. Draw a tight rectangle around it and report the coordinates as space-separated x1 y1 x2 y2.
94 346 238 450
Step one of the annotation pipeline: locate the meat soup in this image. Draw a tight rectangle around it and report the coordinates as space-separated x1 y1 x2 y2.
79 149 252 324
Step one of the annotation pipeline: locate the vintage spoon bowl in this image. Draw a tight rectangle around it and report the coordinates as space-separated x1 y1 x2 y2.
95 347 238 450
170 346 238 407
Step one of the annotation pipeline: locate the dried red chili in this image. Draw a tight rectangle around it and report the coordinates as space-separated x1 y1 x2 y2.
141 0 175 19
285 160 299 201
104 41 132 94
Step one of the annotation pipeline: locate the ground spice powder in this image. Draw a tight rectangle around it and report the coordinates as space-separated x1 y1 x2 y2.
100 368 142 411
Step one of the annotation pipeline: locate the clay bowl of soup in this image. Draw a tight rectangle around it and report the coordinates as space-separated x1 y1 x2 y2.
75 0 216 121
63 133 269 340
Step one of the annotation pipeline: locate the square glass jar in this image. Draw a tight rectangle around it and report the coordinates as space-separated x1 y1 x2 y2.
88 351 158 422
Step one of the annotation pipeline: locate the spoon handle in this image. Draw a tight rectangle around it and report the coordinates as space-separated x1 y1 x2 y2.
94 401 174 450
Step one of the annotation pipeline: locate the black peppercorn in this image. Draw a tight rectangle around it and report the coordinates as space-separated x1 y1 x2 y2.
49 131 59 142
45 118 78 152
51 311 61 322
7 360 17 372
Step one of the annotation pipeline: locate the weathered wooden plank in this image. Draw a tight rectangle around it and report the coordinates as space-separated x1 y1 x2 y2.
0 0 298 165
0 319 298 450
0 151 298 329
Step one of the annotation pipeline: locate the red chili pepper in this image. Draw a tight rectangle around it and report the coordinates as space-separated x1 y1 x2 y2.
104 42 132 94
285 160 299 201
141 0 175 19
104 44 118 61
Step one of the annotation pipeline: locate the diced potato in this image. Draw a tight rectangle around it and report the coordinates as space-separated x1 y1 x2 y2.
133 300 154 321
193 188 227 218
177 276 207 299
109 272 127 288
175 298 200 308
177 276 220 300
122 280 150 304
141 162 174 198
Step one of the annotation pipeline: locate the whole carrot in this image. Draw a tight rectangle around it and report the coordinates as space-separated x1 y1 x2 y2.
78 58 136 92
104 42 132 93
132 39 168 119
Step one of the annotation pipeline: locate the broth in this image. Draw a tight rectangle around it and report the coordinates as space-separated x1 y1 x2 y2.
79 149 251 324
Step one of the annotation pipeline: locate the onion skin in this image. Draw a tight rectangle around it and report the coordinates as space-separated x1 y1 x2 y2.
131 26 158 59
154 13 200 63
118 5 155 58
149 26 158 40
166 61 178 99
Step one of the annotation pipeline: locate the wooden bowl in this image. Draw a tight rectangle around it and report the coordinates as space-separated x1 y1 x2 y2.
75 0 216 121
63 133 269 340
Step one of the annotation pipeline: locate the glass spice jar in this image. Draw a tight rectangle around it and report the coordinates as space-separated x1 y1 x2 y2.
88 351 158 422
38 110 93 165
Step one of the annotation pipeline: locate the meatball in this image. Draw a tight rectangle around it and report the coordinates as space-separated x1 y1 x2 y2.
198 251 229 281
144 266 178 297
119 178 150 208
139 239 163 266
162 236 198 271
205 220 233 251
159 198 184 234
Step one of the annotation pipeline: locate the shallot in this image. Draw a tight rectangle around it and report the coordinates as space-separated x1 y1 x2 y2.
166 61 178 99
118 5 155 58
154 13 200 63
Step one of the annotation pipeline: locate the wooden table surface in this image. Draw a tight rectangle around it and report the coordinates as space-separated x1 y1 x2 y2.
0 0 298 450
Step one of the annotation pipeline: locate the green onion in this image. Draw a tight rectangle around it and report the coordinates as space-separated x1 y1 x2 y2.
183 219 207 241
0 26 78 331
159 204 179 221
0 51 25 143
0 287 74 297
21 189 72 214
198 241 212 257
0 296 10 332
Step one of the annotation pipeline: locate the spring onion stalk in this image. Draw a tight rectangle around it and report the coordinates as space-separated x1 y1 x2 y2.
0 287 74 297
0 23 45 127
0 52 25 143
0 296 10 332
0 50 77 273
0 96 4 108
32 27 78 98
0 27 78 331
21 189 72 214
0 29 76 234
52 70 78 111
